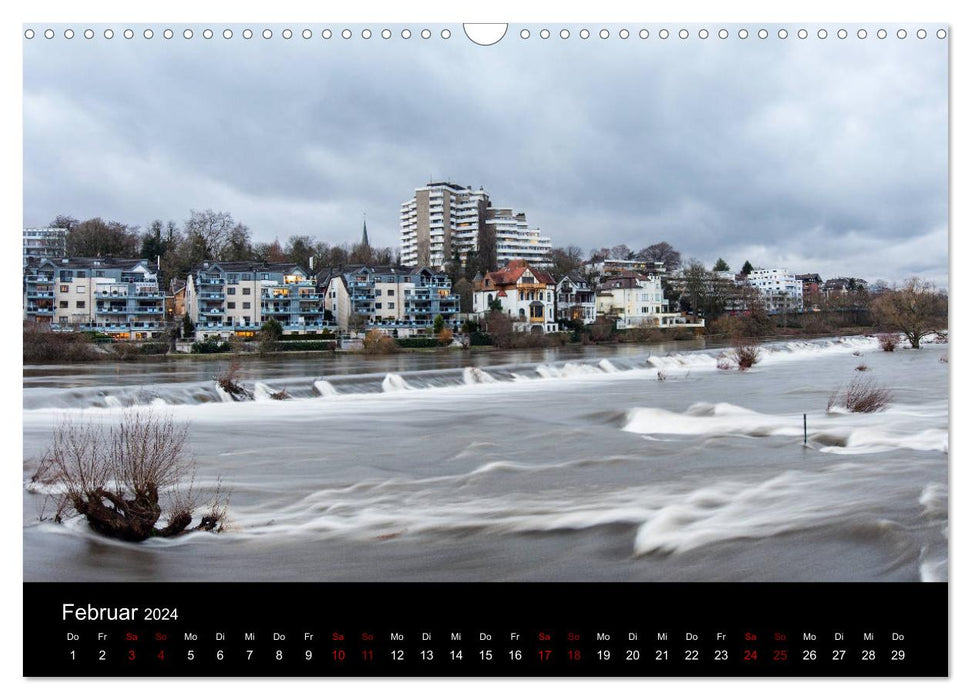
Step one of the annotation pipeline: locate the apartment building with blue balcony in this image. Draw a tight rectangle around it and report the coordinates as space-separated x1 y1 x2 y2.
185 261 321 339
320 265 459 333
23 257 166 339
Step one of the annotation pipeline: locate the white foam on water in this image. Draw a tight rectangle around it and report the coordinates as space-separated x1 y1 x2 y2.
919 482 948 519
624 402 799 438
381 373 412 392
624 401 947 455
213 385 235 403
598 359 619 373
631 469 886 556
535 364 558 379
104 396 122 408
253 382 275 401
919 548 948 582
313 379 338 396
462 367 497 385
647 353 720 373
820 427 948 455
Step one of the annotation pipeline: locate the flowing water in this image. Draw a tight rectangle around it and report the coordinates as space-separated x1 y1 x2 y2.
22 336 949 582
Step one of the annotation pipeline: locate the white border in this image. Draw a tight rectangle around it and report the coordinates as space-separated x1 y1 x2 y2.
4 1 963 699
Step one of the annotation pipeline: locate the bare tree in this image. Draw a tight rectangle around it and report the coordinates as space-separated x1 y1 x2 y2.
65 218 140 258
636 241 682 270
33 411 227 541
184 209 242 259
870 278 948 349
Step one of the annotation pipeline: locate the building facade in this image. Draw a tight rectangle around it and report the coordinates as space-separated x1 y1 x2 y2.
321 265 460 332
400 182 491 269
745 268 804 312
487 207 552 268
24 257 165 340
472 259 558 333
796 273 823 307
23 228 68 267
185 262 323 339
555 272 596 325
400 182 553 271
595 273 701 329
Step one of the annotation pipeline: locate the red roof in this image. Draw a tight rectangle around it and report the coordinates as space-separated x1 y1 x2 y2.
483 259 555 287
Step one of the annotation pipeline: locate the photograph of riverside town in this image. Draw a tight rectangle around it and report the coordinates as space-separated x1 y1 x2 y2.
23 24 947 583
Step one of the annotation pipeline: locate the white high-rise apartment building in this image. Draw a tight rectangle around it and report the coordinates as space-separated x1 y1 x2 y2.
487 207 552 268
400 182 554 271
400 182 490 269
745 268 804 312
23 227 68 267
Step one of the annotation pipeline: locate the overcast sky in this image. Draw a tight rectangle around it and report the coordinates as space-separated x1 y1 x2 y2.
23 23 948 284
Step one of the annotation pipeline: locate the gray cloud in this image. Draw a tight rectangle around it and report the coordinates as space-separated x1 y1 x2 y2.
24 23 948 285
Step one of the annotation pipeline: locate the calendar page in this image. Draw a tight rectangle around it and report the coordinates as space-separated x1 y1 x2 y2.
21 16 949 678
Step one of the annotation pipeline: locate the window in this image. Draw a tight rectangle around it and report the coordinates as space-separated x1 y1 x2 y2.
375 303 383 309
228 287 236 295
242 287 251 295
76 271 86 279
76 285 86 293
227 302 236 309
242 302 251 310
59 300 69 308
59 316 68 324
76 301 86 309
388 303 395 309
375 289 382 296
60 285 69 293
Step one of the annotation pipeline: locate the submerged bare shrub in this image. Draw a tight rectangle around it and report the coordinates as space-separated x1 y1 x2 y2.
657 370 666 381
33 411 227 541
731 343 761 370
939 354 948 364
269 387 291 400
878 333 900 352
216 356 253 400
855 364 869 372
716 357 732 371
827 377 892 413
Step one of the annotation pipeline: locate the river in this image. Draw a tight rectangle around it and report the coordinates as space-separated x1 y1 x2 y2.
22 335 948 582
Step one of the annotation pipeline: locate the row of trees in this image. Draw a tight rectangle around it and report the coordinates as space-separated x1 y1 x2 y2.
49 211 396 288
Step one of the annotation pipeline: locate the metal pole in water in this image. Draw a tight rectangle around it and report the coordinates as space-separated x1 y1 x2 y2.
804 413 807 445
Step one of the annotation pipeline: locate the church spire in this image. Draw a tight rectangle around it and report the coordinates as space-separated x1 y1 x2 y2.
361 214 370 248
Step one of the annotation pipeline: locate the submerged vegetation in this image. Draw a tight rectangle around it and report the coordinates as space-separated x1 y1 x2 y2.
32 411 228 541
730 343 761 371
827 377 893 413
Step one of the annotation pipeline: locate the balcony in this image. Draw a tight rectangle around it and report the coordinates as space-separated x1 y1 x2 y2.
26 291 55 298
25 307 54 315
25 275 55 283
199 292 225 300
198 277 227 286
131 307 163 314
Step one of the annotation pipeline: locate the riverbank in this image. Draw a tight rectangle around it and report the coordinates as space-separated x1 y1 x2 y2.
23 324 880 365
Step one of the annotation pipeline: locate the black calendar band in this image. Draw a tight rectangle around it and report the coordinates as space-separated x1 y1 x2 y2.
24 582 947 677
